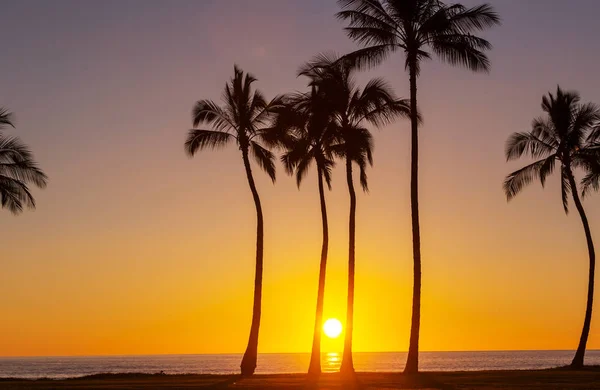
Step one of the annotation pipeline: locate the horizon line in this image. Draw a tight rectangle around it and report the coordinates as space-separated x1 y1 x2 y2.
2 349 599 359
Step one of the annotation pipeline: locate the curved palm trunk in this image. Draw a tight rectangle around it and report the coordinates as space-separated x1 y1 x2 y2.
308 166 330 376
405 60 422 375
566 168 596 368
340 157 356 375
240 148 264 376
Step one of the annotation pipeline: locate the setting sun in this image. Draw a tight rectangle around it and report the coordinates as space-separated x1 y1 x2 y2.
323 318 343 339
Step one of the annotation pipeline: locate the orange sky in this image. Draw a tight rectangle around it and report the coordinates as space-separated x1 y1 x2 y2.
0 0 599 356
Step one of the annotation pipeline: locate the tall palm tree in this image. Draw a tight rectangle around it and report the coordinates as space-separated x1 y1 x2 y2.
0 108 47 214
503 86 600 368
270 88 336 376
336 0 500 373
301 53 411 375
184 66 284 376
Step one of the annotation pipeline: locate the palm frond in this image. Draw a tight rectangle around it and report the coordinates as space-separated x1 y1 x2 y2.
0 176 36 214
336 5 398 46
430 33 492 72
0 161 47 189
230 66 257 126
349 77 410 126
570 102 600 146
445 4 501 33
0 136 48 188
337 0 398 27
505 131 557 161
538 154 557 187
542 86 581 140
503 155 555 200
293 152 314 188
248 89 268 125
582 169 600 198
0 136 35 162
575 147 600 197
343 26 398 47
281 138 311 175
0 108 15 130
355 156 369 192
319 157 335 190
250 141 276 182
192 99 236 132
328 142 347 160
339 44 396 71
252 95 289 145
587 126 600 144
298 52 342 78
184 129 234 156
0 123 47 214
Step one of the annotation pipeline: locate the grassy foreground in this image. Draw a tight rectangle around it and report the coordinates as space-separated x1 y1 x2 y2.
1 368 600 389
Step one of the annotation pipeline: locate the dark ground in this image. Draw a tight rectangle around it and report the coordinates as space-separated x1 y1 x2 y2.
1 367 600 389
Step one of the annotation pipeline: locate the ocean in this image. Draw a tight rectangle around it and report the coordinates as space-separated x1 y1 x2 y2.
1 351 599 379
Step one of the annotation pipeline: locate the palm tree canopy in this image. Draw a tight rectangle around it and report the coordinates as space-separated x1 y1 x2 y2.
297 53 412 191
185 65 285 182
336 0 500 74
504 86 600 212
271 89 337 189
0 108 48 214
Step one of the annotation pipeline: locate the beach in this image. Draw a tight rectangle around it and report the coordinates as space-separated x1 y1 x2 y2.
2 369 600 389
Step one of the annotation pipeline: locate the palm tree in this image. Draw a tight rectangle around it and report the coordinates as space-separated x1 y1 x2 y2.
0 108 47 214
301 53 411 375
269 88 336 376
503 86 600 368
184 66 284 376
336 0 500 373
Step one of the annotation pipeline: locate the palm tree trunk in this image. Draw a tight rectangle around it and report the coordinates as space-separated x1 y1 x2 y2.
566 168 596 368
340 157 356 376
405 59 422 375
308 166 330 376
240 148 264 376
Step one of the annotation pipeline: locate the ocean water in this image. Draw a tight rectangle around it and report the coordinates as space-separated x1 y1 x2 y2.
1 351 599 379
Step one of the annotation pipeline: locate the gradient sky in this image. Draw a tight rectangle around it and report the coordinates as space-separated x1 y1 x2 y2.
1 0 600 356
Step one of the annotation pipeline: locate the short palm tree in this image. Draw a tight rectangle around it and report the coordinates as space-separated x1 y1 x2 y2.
270 88 336 376
336 0 500 373
184 66 284 376
504 86 600 368
0 108 47 214
301 53 411 375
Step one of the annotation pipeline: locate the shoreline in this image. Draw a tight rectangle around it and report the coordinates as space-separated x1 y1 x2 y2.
1 367 600 389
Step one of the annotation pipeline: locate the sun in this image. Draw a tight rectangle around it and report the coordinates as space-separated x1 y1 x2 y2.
323 318 343 338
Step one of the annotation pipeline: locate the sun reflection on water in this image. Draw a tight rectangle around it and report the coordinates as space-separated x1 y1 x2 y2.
323 352 341 372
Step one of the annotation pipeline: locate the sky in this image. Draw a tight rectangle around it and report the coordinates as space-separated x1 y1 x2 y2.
1 0 600 356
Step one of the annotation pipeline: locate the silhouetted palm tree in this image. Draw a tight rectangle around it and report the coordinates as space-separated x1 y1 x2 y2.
301 53 410 375
184 66 284 376
269 88 336 376
336 0 500 373
0 108 47 214
504 86 600 368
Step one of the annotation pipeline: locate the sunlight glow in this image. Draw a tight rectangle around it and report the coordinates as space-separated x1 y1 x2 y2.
323 318 343 339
